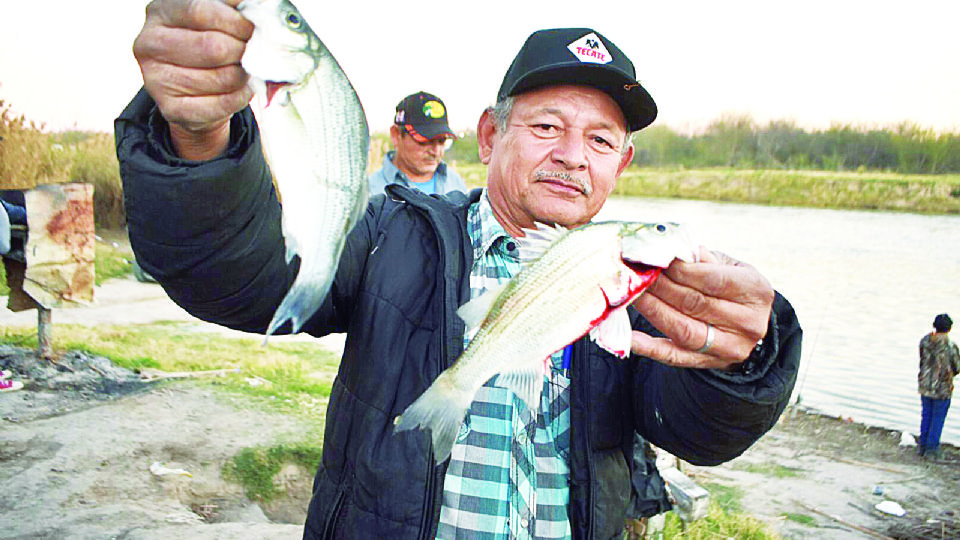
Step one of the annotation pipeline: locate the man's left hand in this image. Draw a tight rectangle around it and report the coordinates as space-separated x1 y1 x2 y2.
630 248 774 369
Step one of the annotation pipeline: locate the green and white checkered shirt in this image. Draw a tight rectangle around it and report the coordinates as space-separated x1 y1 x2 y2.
436 190 573 540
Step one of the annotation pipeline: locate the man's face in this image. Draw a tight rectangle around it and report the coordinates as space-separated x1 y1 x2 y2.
390 126 450 181
479 85 634 237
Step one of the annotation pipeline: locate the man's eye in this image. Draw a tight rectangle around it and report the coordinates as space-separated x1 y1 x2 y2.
592 135 615 148
533 124 557 132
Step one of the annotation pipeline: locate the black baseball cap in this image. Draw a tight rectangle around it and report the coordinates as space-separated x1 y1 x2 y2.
394 91 457 142
497 28 658 132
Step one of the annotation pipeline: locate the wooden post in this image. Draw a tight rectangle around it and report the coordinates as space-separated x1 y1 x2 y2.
38 306 53 358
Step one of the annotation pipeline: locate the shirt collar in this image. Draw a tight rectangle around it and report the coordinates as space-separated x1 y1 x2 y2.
469 189 520 263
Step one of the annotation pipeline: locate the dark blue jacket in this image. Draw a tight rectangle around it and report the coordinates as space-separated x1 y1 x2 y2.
116 89 802 540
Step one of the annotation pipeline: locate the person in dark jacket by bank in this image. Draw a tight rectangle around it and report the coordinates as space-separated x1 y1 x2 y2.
117 2 802 539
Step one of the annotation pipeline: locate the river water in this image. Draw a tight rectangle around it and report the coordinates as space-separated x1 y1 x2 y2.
596 196 960 445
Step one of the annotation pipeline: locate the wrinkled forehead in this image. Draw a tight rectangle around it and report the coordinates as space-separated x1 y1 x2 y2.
513 84 628 133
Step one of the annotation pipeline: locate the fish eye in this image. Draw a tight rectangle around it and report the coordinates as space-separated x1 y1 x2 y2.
655 224 667 233
285 11 302 28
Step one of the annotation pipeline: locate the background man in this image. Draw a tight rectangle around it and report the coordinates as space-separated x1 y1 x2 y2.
368 91 467 196
918 313 960 458
117 2 802 537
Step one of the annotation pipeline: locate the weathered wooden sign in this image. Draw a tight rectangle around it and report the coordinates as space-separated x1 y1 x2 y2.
20 183 96 308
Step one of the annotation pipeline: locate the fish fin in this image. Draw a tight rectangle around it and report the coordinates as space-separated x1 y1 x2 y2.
495 367 544 412
598 270 635 308
280 214 299 263
394 374 474 463
264 265 335 341
589 307 633 358
456 282 509 331
518 222 568 266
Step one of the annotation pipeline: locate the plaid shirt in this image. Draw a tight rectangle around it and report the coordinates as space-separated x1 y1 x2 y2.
436 191 572 540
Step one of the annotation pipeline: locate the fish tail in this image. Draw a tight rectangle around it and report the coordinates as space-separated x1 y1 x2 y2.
264 269 334 343
394 376 473 463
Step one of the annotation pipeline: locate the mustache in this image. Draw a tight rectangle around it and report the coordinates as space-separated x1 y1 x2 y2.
534 170 593 196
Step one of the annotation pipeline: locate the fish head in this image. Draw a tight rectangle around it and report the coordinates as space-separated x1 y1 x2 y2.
618 222 698 270
239 0 324 106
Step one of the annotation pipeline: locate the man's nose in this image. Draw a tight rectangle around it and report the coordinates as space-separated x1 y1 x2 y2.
551 130 587 170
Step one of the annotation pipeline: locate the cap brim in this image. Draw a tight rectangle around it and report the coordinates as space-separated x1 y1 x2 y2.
502 64 657 132
403 123 457 142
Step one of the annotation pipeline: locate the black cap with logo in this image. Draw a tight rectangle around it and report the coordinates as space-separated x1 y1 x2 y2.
394 91 457 143
497 28 658 132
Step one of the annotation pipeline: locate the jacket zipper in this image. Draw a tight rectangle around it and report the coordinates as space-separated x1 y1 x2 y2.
417 207 456 540
577 339 597 540
321 486 347 540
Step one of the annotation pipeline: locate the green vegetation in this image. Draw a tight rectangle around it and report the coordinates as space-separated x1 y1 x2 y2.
223 444 322 501
781 512 818 527
732 462 805 479
662 501 778 539
655 482 780 538
633 116 960 174
0 323 339 421
1 100 125 228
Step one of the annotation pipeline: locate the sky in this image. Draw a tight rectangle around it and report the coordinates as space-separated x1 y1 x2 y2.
2 0 959 136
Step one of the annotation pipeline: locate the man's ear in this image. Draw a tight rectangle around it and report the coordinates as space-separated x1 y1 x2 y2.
389 124 401 148
476 109 497 165
616 144 635 177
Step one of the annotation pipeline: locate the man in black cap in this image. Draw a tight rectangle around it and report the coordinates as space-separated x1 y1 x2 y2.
368 91 467 196
118 4 801 538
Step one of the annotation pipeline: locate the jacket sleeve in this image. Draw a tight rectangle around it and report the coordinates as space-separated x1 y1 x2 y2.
632 291 802 465
114 88 373 336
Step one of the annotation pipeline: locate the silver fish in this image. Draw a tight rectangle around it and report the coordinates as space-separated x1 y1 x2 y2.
394 221 697 462
238 0 369 338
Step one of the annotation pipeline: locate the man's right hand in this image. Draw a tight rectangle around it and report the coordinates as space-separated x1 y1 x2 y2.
133 0 255 160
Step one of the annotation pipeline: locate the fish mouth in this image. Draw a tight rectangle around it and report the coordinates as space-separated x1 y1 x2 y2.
265 81 292 107
534 170 593 196
623 260 661 274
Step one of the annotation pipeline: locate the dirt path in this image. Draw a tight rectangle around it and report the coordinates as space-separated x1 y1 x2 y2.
687 409 959 539
3 276 959 539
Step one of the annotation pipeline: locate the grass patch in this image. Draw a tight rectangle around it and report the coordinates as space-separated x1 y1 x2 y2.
0 322 340 421
662 498 779 539
781 512 818 527
702 482 745 514
732 462 805 479
223 443 322 502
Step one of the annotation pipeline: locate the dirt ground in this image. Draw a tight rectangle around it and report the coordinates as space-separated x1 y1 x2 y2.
2 274 959 539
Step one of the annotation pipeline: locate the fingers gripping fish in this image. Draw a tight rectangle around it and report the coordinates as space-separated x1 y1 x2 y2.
394 221 698 462
238 0 370 340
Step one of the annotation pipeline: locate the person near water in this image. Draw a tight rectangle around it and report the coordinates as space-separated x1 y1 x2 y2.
917 313 960 458
117 2 803 537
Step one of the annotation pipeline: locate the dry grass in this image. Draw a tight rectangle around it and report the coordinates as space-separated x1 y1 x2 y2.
1 100 125 227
